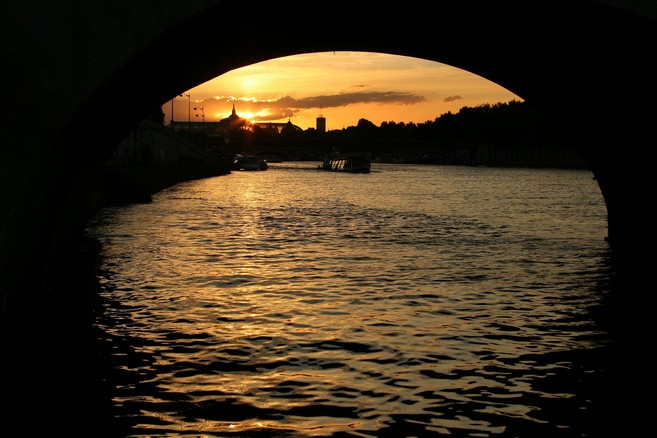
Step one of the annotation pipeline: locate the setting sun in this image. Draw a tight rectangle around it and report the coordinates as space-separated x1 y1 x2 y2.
164 52 521 131
240 111 255 121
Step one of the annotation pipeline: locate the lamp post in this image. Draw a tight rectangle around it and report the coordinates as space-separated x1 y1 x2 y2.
194 105 205 145
194 106 205 123
170 98 175 131
178 93 191 139
183 93 191 139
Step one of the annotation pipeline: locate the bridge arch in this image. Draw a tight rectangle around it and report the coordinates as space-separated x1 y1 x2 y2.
2 1 656 321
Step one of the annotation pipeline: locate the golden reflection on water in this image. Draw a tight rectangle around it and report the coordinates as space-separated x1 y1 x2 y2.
89 163 611 436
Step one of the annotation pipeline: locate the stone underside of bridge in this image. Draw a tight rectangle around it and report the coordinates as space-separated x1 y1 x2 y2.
1 0 656 324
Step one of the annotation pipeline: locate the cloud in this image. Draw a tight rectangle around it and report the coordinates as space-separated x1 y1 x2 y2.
443 95 462 102
294 91 425 108
261 92 425 121
197 91 426 122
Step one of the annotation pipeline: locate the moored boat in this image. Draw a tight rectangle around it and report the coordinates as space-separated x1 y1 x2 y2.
234 154 268 170
319 154 371 173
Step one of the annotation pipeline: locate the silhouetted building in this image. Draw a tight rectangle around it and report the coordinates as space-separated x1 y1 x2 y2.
280 118 303 135
253 118 302 133
252 121 302 133
217 103 250 132
316 115 326 133
169 103 302 136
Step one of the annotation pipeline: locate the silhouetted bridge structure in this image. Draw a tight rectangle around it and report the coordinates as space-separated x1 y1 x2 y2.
222 138 331 162
2 1 656 324
227 137 587 169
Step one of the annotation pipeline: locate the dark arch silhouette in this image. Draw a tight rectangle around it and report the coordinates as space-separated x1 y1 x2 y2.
2 1 656 322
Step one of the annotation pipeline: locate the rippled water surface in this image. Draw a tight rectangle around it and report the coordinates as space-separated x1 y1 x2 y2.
86 163 616 437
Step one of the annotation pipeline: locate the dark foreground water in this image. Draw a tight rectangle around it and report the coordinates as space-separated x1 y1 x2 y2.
4 163 650 437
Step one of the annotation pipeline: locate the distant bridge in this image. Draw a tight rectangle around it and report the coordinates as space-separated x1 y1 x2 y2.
2 1 656 322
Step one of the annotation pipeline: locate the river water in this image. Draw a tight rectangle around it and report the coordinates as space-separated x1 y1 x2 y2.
85 162 634 437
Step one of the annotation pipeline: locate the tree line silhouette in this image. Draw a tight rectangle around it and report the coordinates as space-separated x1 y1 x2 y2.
280 100 583 167
150 100 586 168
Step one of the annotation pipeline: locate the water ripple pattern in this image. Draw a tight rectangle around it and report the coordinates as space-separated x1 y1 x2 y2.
86 163 612 437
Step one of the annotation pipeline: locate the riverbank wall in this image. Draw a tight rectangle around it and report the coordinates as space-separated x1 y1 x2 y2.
101 119 232 205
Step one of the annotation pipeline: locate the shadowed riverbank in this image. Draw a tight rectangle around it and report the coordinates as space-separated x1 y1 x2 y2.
0 236 120 436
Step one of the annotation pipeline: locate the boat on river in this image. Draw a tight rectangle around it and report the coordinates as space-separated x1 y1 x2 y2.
319 153 371 173
234 154 268 170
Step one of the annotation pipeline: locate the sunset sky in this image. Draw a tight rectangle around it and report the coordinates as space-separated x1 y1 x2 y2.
163 51 522 131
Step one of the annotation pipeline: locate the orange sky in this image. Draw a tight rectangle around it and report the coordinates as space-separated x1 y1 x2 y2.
162 51 521 131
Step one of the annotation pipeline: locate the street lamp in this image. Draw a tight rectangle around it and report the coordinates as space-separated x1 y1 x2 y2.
170 98 174 130
179 93 190 139
194 106 205 123
194 105 205 145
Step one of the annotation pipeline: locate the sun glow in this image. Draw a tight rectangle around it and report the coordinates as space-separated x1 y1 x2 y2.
165 52 521 130
241 77 260 91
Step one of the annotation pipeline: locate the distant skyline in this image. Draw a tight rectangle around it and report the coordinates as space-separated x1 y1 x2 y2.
163 51 522 131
